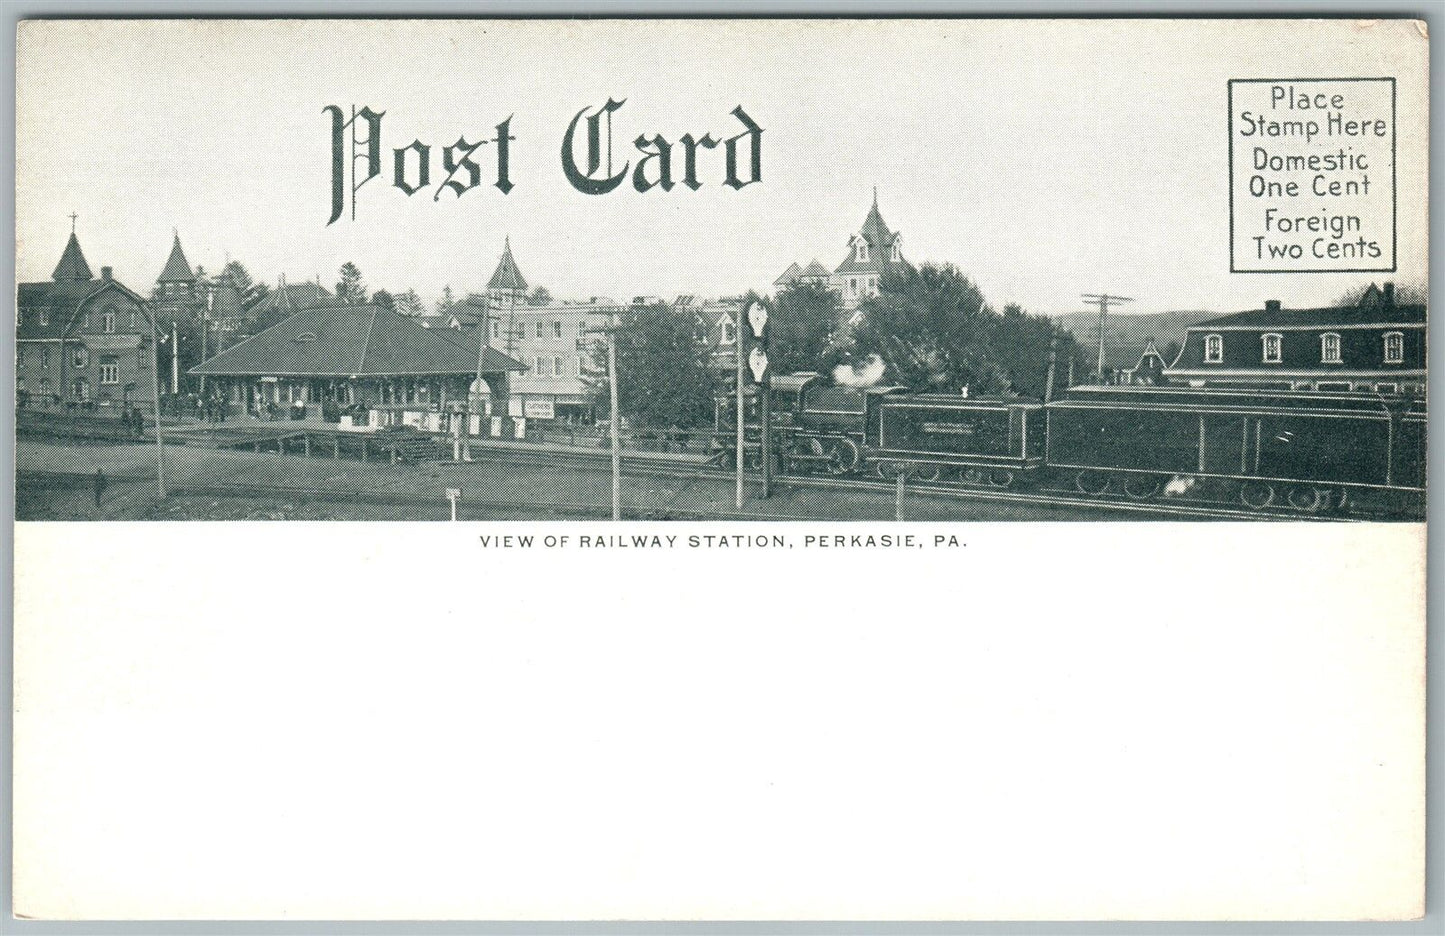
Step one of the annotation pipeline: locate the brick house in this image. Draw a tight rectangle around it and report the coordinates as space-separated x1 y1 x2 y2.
1163 284 1426 395
17 230 155 412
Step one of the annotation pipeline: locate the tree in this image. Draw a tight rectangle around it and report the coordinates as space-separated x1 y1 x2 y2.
769 281 840 375
336 262 367 304
222 260 270 309
372 289 395 312
394 288 425 316
1332 281 1427 307
847 262 1064 398
435 285 456 313
529 285 553 306
588 302 717 429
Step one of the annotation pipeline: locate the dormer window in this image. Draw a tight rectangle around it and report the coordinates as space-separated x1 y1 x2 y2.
1261 333 1282 363
890 240 900 262
1204 334 1223 363
719 313 736 345
1320 333 1341 364
855 241 869 263
1383 331 1404 364
101 309 116 333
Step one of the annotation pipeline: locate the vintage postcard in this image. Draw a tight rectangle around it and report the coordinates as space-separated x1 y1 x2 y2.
11 17 1428 922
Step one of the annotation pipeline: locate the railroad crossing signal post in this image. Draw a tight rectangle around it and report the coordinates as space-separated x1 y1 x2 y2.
745 301 772 500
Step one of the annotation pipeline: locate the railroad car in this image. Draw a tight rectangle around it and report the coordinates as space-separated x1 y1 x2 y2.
714 373 1425 516
1045 385 1426 511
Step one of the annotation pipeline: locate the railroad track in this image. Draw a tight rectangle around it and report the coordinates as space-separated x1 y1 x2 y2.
458 442 1357 522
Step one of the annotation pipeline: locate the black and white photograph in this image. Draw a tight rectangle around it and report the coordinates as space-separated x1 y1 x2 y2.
9 15 1430 924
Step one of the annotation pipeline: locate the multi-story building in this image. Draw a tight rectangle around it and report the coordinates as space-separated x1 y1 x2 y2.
1163 284 1426 395
17 229 154 412
775 190 906 312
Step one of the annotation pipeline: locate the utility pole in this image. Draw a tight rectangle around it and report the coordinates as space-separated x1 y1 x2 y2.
607 306 621 521
171 321 180 394
1044 334 1058 403
1081 293 1134 382
199 283 211 396
147 304 166 498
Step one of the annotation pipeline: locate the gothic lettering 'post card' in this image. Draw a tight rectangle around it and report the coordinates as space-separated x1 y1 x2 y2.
12 18 1428 921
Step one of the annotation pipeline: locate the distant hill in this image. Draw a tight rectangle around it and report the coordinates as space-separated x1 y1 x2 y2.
1052 309 1218 370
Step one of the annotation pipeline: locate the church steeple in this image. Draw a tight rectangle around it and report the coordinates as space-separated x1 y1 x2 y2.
51 230 93 282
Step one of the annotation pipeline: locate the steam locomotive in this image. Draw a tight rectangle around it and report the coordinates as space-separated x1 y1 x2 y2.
714 372 1426 516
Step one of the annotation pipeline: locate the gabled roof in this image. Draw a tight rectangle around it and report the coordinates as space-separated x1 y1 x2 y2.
487 237 528 291
248 280 337 318
190 303 526 377
158 234 195 283
800 259 831 279
18 278 152 339
773 262 802 287
52 232 93 282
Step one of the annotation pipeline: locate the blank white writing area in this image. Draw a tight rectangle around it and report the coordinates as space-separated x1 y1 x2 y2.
13 522 1425 920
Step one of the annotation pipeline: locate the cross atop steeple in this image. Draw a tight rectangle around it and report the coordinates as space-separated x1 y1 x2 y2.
70 212 78 233
872 185 878 208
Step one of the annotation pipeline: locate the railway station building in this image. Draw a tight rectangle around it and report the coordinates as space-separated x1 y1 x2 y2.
189 301 526 415
1163 284 1426 395
16 228 155 413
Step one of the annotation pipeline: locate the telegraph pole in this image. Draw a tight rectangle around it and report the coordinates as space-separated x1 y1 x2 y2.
171 321 180 394
1044 334 1058 403
1081 293 1134 382
607 306 621 521
147 304 167 498
735 327 745 511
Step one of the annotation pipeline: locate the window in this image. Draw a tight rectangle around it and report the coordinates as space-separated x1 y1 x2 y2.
40 347 50 368
553 321 563 339
575 356 585 377
99 356 119 385
719 313 736 345
577 321 587 338
492 321 500 339
855 241 869 262
72 346 88 368
534 356 545 376
1262 333 1282 363
72 377 89 401
553 355 563 377
38 310 48 327
1383 331 1404 364
1320 332 1341 364
535 322 545 339
39 378 50 397
101 309 116 333
1203 334 1223 363
890 242 900 262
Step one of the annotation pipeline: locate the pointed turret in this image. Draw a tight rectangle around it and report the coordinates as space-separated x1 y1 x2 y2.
158 232 196 284
51 231 93 282
487 236 529 293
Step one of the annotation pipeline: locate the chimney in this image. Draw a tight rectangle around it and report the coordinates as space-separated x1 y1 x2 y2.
1383 283 1395 306
1264 299 1281 312
100 266 112 282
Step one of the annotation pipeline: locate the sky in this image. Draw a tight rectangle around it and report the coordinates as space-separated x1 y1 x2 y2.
15 18 1428 317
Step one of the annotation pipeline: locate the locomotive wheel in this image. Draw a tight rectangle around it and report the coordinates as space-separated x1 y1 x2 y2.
1123 474 1164 499
1240 481 1275 510
827 438 860 475
803 438 828 474
989 469 1015 488
961 466 986 485
1286 486 1322 512
874 461 896 479
1076 470 1111 496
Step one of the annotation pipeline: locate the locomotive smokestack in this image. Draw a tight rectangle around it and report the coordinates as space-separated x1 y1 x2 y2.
1264 299 1281 312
